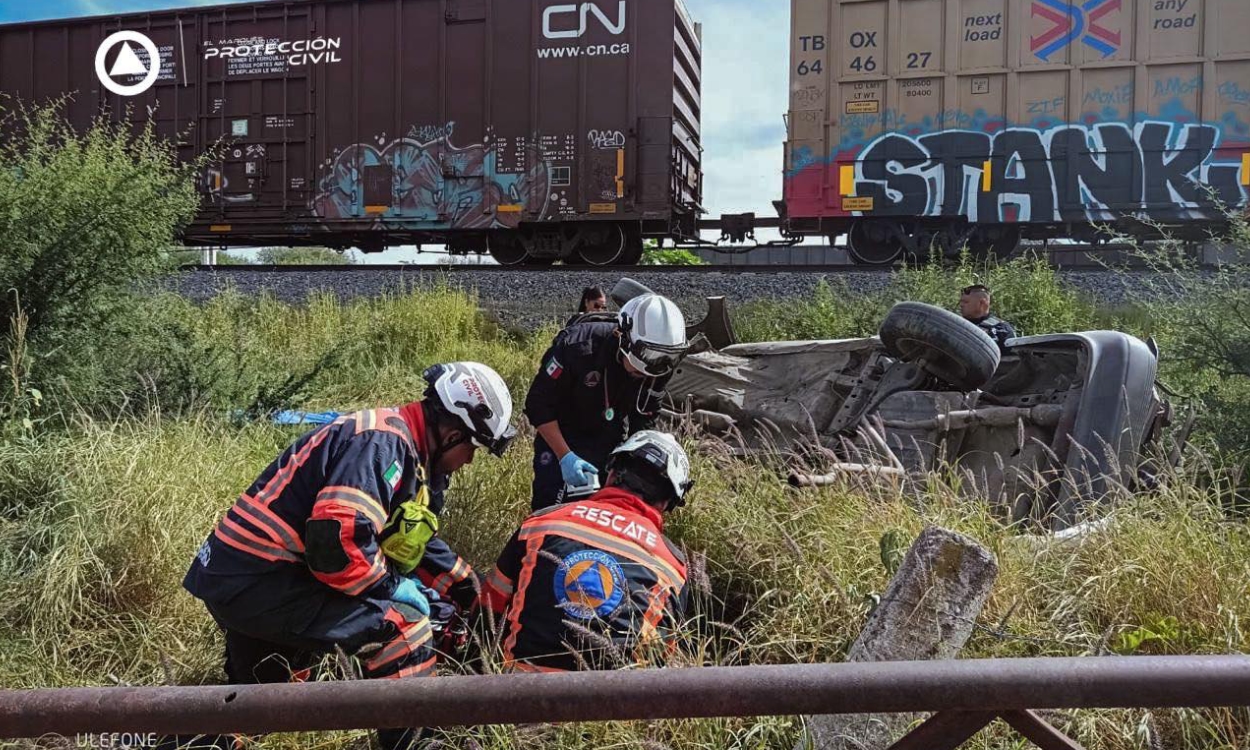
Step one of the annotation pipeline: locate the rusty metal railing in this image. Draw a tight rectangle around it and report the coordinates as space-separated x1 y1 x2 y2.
2 656 1248 749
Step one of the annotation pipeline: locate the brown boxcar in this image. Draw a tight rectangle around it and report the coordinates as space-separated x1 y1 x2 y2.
0 0 702 264
783 0 1250 263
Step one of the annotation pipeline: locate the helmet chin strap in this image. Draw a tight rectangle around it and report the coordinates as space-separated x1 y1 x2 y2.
635 373 658 414
615 345 659 414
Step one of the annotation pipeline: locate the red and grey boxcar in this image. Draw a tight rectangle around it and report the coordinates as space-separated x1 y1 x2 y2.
783 0 1250 264
0 0 703 265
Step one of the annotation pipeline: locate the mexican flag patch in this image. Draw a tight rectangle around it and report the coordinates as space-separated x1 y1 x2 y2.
545 357 564 379
383 460 403 492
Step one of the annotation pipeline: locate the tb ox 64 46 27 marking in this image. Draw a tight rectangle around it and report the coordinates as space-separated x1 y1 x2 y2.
854 121 1248 222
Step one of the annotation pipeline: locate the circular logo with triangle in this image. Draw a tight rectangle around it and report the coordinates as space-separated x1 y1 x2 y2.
95 31 161 97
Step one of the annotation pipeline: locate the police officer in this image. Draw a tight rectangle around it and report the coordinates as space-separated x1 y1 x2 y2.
960 284 1017 350
481 431 692 672
180 362 515 750
525 293 690 511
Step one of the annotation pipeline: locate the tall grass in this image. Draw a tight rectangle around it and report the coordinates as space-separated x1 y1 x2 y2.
2 286 1249 749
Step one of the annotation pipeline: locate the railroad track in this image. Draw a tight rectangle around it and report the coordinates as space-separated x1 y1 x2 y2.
182 242 1226 274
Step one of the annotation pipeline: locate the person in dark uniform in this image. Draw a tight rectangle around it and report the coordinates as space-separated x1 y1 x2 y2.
179 362 516 750
525 293 690 511
960 284 1017 351
481 430 692 673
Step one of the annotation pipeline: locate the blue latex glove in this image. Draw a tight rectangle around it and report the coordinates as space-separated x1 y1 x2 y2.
392 577 431 617
560 451 599 488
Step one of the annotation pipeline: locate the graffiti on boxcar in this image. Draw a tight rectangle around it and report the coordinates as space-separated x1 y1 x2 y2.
311 127 552 229
1221 81 1250 109
852 120 1248 222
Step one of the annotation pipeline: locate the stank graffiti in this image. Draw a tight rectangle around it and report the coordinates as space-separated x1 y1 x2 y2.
312 128 552 229
853 121 1248 222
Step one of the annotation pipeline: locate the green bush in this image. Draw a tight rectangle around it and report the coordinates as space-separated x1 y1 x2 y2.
1104 213 1250 454
0 101 205 416
161 248 252 268
256 246 354 265
641 240 706 266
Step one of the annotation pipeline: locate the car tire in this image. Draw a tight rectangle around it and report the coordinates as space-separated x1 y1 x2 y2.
879 302 1001 390
609 277 655 307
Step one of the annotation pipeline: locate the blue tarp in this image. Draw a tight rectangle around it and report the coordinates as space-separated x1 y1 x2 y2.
271 410 341 426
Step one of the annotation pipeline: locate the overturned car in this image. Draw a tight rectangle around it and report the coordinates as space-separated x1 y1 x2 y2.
660 293 1188 531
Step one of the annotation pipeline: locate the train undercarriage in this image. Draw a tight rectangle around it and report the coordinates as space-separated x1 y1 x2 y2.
186 212 1234 267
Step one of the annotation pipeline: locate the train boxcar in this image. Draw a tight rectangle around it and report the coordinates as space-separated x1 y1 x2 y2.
784 0 1250 263
0 0 703 265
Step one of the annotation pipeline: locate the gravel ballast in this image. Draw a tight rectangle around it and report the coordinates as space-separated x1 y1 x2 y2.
163 266 1201 331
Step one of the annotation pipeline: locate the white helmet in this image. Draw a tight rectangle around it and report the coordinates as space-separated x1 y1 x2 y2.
422 362 516 456
609 430 693 507
618 294 689 377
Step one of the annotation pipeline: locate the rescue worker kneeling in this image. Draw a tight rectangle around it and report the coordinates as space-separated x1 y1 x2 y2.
180 362 515 750
481 431 692 672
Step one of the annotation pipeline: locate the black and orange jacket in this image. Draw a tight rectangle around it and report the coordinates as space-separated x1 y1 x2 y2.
184 403 476 609
481 487 688 672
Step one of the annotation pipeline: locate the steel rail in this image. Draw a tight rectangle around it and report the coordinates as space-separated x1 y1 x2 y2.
2 656 1248 738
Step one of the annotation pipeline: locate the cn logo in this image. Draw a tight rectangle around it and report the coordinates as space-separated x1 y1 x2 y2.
542 1 626 40
95 30 161 96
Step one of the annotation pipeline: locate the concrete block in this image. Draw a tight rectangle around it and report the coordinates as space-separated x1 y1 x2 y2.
798 526 999 750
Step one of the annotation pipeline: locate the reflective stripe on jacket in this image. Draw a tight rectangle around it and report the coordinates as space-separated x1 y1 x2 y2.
482 487 688 672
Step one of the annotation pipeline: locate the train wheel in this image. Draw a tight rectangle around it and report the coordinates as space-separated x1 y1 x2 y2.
576 224 628 266
848 220 905 265
968 226 1022 260
620 229 645 265
486 232 531 266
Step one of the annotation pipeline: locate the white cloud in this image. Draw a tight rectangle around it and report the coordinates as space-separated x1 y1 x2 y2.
689 0 790 218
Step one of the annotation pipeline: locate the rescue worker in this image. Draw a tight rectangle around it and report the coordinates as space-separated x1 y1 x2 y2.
960 284 1017 351
180 362 515 750
526 293 690 511
481 430 692 672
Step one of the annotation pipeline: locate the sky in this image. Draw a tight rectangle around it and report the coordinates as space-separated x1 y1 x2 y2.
0 0 791 262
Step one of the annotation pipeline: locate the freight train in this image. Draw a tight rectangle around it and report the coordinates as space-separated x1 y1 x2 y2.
0 0 1247 266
